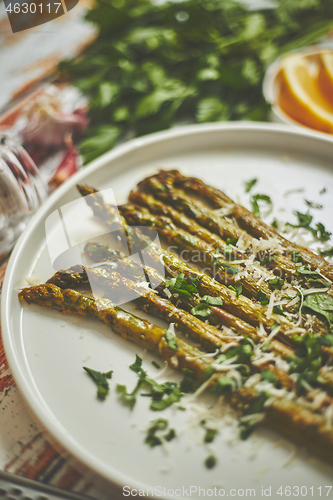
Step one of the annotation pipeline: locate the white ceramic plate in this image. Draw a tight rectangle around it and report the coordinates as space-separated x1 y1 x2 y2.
2 123 333 500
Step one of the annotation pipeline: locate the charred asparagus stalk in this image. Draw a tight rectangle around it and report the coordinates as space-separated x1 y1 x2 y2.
48 266 234 352
137 173 299 281
19 283 333 463
129 188 240 256
19 283 209 377
161 169 333 282
119 201 276 298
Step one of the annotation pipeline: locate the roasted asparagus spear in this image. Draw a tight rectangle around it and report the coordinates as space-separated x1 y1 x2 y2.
157 170 333 281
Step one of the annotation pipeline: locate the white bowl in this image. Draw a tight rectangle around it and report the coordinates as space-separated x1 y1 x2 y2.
262 46 333 136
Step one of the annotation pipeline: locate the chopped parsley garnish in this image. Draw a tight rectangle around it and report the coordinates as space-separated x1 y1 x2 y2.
273 305 284 315
145 418 176 447
288 334 323 396
164 273 199 297
308 279 330 288
215 261 239 274
303 293 333 329
117 355 183 410
180 369 199 393
256 290 269 305
271 218 278 229
288 210 313 228
164 428 176 441
86 244 110 254
214 247 239 274
224 244 235 260
313 222 332 242
239 391 269 439
190 295 223 318
320 247 333 257
305 199 323 209
202 295 223 306
190 303 212 318
83 367 113 400
213 338 254 376
165 330 179 351
244 391 268 416
203 428 218 444
268 277 284 290
245 178 258 193
260 370 277 385
229 284 243 295
211 375 237 395
296 266 321 279
151 360 161 369
291 251 300 263
260 254 277 266
226 237 239 246
130 354 143 373
320 187 327 195
287 211 332 242
250 194 272 218
204 455 217 469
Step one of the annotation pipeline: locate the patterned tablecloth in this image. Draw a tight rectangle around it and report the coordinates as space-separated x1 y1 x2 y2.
0 260 117 499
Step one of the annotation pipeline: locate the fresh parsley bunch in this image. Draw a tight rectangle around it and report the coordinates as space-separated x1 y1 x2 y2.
58 0 333 163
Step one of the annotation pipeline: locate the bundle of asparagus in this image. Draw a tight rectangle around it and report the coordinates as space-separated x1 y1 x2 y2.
19 170 333 463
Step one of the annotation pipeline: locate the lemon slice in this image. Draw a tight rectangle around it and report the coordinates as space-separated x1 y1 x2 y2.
318 51 333 105
277 53 333 134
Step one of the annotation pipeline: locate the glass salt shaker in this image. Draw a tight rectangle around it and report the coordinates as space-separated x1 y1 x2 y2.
0 135 48 258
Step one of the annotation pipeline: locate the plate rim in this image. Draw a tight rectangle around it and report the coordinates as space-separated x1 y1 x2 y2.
2 120 333 493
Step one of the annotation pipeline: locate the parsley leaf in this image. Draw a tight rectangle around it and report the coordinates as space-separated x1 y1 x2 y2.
145 419 176 447
268 277 284 290
205 455 217 469
212 375 237 395
59 0 333 166
204 428 218 444
130 354 143 373
201 295 223 306
165 330 179 351
256 290 269 305
287 212 332 242
287 211 313 228
118 355 183 411
296 266 321 279
261 370 277 385
191 295 223 317
214 260 240 275
83 367 113 400
245 178 258 193
229 284 243 295
303 293 333 328
305 199 323 209
320 247 333 257
250 194 272 217
190 303 212 318
165 273 199 298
